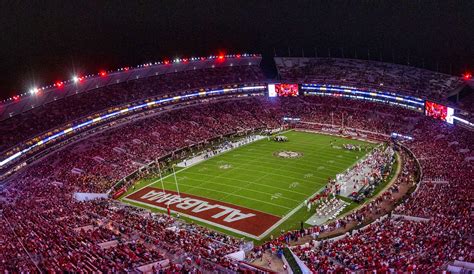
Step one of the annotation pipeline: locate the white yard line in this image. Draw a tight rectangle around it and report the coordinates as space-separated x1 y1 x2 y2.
181 171 312 196
157 183 293 210
139 134 271 190
256 184 327 240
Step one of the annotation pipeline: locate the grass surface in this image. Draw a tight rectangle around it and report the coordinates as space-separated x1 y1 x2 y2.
122 131 375 240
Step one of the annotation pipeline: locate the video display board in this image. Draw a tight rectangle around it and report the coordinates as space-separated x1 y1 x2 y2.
268 84 299 97
425 101 454 124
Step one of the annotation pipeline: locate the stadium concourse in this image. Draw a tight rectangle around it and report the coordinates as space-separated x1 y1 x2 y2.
0 56 473 272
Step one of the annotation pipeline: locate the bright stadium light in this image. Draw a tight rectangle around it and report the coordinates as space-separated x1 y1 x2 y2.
29 88 38 95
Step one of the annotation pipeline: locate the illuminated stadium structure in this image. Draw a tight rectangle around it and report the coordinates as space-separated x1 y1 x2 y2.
0 55 473 272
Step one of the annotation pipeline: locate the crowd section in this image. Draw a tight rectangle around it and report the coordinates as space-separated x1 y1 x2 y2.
0 91 473 271
275 57 464 101
392 119 473 231
13 98 281 194
0 178 246 272
0 65 265 152
292 216 470 272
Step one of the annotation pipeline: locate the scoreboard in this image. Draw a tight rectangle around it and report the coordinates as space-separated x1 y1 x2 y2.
268 84 299 97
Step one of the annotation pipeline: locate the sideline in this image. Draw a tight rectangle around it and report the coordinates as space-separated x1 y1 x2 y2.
337 151 402 220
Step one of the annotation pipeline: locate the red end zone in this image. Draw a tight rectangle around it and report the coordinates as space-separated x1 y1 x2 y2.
125 187 281 238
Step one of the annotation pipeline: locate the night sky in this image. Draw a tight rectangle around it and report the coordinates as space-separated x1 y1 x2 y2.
0 0 473 99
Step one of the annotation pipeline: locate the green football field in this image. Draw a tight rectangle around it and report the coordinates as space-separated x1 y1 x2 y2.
122 130 376 240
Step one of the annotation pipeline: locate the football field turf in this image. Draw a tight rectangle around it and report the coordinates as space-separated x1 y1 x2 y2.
122 130 375 240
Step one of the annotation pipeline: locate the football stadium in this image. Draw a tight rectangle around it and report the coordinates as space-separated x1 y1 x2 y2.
1 2 473 273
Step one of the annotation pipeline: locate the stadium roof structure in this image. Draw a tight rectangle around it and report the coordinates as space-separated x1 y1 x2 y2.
0 54 261 121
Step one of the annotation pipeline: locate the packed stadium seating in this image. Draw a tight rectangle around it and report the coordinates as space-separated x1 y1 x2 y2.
1 58 473 272
0 65 265 152
275 57 465 102
260 100 473 272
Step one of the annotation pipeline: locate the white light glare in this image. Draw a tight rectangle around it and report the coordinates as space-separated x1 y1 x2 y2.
73 76 79 83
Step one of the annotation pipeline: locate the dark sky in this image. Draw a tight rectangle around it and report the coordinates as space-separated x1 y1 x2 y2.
0 0 473 99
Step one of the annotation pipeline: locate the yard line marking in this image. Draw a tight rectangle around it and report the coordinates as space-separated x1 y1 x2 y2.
137 134 268 190
236 148 359 163
218 172 269 202
256 184 327 240
181 170 314 196
208 149 358 168
157 182 293 210
200 153 353 174
201 155 340 181
163 176 302 203
219 181 254 202
235 166 333 181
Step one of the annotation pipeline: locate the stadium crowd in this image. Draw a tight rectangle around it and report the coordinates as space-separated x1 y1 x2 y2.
0 96 284 272
275 57 464 102
0 177 246 272
8 98 280 194
0 61 473 272
0 65 265 152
